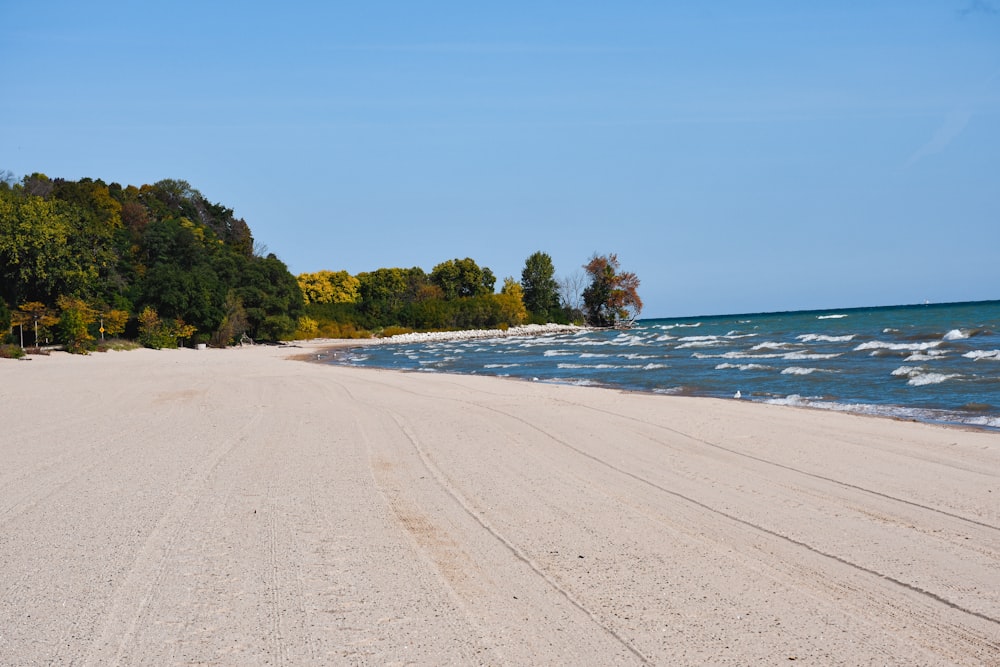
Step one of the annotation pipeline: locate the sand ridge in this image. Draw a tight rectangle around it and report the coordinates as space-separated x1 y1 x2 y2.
1 342 997 665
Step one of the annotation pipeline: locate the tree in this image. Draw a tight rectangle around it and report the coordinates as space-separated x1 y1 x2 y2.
137 306 195 349
56 295 97 354
0 191 97 305
559 270 587 320
234 254 303 341
212 291 248 347
101 308 130 339
356 267 429 322
16 301 58 346
0 299 10 340
520 251 561 322
498 277 528 325
581 253 642 327
297 270 360 304
430 258 495 299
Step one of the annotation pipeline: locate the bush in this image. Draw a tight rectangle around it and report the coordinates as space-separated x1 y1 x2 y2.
317 321 371 339
380 326 413 338
0 344 24 359
95 338 141 352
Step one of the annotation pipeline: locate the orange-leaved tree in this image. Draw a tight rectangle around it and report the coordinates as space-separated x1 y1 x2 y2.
581 253 642 328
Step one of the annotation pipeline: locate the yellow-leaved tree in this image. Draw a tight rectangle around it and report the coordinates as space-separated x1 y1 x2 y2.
15 302 58 347
297 270 360 305
56 295 97 354
497 277 528 325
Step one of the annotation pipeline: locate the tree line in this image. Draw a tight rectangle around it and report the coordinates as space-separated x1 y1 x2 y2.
1 172 641 354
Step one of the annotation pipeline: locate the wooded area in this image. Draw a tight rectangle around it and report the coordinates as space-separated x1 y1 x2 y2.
1 172 640 354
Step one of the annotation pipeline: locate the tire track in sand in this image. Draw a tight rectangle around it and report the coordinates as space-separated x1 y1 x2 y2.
379 406 652 665
79 408 265 667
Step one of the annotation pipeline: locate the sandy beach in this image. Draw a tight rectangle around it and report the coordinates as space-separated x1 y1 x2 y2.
1 341 997 666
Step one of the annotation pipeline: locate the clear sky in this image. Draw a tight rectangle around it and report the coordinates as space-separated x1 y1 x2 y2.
2 1 998 318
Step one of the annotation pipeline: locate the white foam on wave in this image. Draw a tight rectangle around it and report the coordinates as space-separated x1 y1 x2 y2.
694 351 782 360
797 333 856 343
557 363 644 370
966 415 1000 428
943 329 969 341
620 353 656 360
904 352 940 362
751 341 796 351
484 363 520 369
694 351 785 360
783 351 841 361
676 339 723 349
964 350 1000 360
817 314 848 319
908 373 959 387
654 334 676 342
762 395 988 427
891 365 959 386
855 340 942 352
715 363 772 371
543 349 574 357
643 363 668 370
781 367 836 375
611 334 645 346
675 322 702 328
579 352 611 358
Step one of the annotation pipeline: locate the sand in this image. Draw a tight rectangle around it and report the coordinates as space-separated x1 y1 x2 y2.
1 341 997 665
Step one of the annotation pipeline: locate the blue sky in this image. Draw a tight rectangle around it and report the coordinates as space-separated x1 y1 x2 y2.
2 1 998 317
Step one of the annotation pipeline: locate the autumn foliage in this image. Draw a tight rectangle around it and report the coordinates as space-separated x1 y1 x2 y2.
582 253 643 327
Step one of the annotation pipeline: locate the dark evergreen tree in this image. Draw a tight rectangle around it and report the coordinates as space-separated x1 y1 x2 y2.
521 251 561 321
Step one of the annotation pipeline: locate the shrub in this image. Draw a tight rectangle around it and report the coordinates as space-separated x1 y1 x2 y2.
0 344 24 359
138 306 195 349
380 326 413 338
96 338 141 352
57 296 97 355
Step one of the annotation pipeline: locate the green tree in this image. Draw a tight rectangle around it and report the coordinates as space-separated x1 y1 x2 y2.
212 291 248 347
235 254 303 341
357 267 423 322
0 299 10 341
430 258 495 299
137 306 195 348
520 251 561 322
0 191 97 305
581 253 642 327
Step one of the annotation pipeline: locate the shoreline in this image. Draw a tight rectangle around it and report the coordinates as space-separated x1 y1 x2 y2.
303 329 1000 432
372 322 586 344
9 329 998 433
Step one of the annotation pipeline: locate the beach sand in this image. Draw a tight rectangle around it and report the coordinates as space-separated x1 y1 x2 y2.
1 341 997 665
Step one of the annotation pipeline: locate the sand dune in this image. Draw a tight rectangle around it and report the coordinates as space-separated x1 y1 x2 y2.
1 342 997 665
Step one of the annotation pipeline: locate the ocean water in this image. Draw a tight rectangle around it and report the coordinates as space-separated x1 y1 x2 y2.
331 301 1000 430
